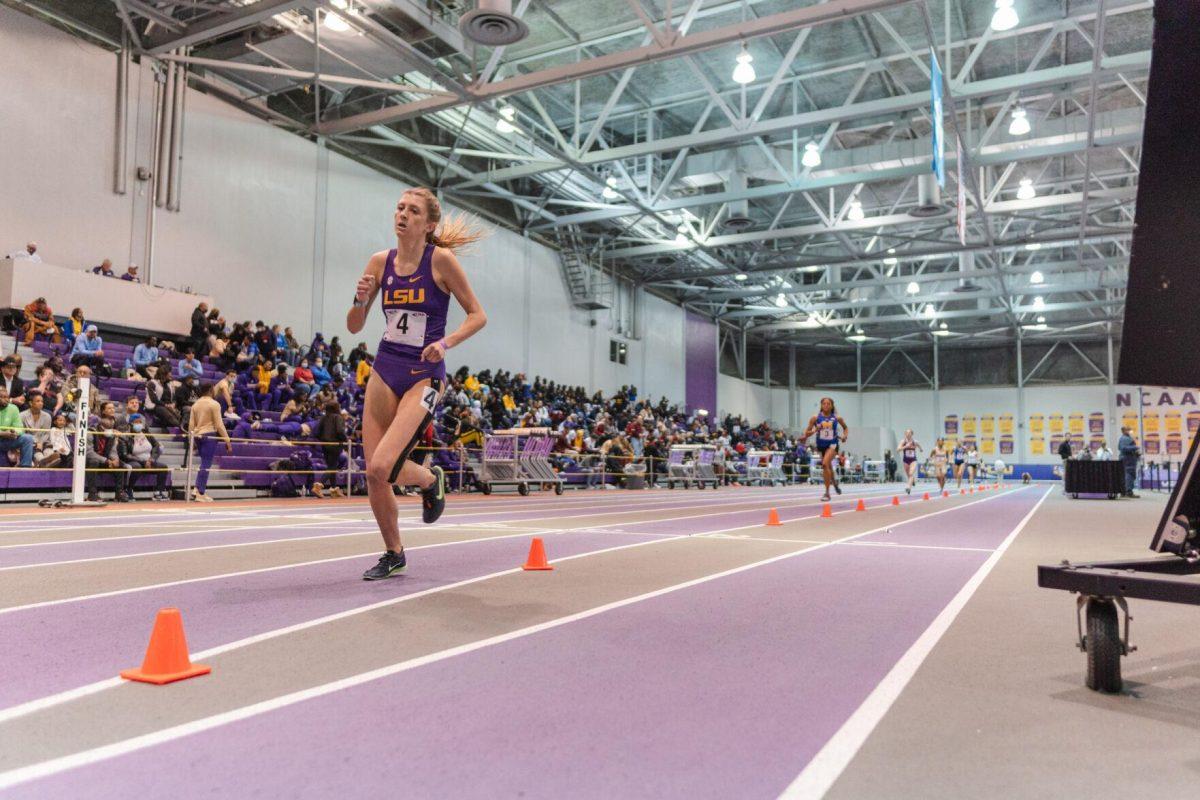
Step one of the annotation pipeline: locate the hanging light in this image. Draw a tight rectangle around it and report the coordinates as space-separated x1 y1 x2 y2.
774 293 788 308
906 280 920 295
322 9 351 31
1016 178 1036 200
1032 296 1045 310
847 200 865 221
675 224 691 248
847 334 867 342
734 273 748 281
884 248 898 266
924 303 937 318
1030 270 1044 284
732 44 756 85
1037 315 1046 324
1025 242 1042 251
940 322 948 330
1008 106 1031 136
801 141 822 168
496 106 517 133
990 0 1019 31
601 175 619 200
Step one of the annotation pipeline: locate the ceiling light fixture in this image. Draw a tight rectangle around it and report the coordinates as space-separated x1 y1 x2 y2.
322 10 351 31
1025 242 1042 251
906 281 920 295
1030 270 1044 284
1008 106 1031 136
990 0 1019 31
732 44 756 85
775 293 788 308
1016 177 1036 200
496 106 516 133
734 273 748 281
601 175 618 200
884 248 898 266
847 200 865 221
801 141 822 168
924 303 937 318
1032 295 1045 310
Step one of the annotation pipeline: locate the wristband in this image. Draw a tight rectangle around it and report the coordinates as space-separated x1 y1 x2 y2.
352 294 368 308
436 339 449 352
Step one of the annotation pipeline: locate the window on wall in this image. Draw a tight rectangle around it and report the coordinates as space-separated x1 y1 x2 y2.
609 339 627 365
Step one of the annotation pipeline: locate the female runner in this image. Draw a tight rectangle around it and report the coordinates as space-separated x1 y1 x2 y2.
930 438 950 492
898 429 921 494
952 440 967 489
348 188 487 581
965 443 980 486
803 397 848 501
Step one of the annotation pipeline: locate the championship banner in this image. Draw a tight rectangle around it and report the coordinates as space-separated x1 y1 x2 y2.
1144 411 1160 433
1167 433 1184 455
944 414 958 435
1029 414 1044 435
1165 410 1182 433
999 435 1014 455
1089 412 1105 434
1189 410 1200 434
980 438 995 455
980 414 994 436
962 414 977 435
1048 414 1064 434
1068 413 1084 435
1031 438 1046 455
999 414 1013 435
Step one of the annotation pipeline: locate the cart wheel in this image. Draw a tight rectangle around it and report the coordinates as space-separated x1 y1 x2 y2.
554 483 564 495
667 482 674 489
1108 493 1117 500
1072 493 1079 499
1084 598 1122 694
480 483 492 495
518 483 530 496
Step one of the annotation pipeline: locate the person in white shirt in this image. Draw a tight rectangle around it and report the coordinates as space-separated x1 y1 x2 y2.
8 242 40 263
1095 442 1114 460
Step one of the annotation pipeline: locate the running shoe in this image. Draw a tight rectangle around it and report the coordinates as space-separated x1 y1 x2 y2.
833 483 842 495
422 465 446 524
906 487 911 495
362 550 406 581
821 493 831 502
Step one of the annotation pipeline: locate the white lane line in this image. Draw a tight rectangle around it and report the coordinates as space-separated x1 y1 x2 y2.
776 485 1052 800
699 535 996 554
0 486 1032 782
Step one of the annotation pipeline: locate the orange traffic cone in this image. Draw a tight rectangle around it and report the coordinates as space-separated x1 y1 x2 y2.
855 498 866 512
891 495 900 506
766 508 782 526
522 537 554 571
120 608 211 685
922 492 930 501
943 490 949 498
821 503 833 518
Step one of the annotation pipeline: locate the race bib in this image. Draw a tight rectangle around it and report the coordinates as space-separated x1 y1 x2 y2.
384 309 428 347
420 385 439 413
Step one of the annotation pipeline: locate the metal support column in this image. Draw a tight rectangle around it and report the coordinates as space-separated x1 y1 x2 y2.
932 338 941 442
1016 333 1026 463
788 344 796 429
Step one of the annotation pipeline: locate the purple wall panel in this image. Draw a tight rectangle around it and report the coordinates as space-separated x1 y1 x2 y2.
684 311 717 415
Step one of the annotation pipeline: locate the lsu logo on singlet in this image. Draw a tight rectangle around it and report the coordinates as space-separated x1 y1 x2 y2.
384 288 425 305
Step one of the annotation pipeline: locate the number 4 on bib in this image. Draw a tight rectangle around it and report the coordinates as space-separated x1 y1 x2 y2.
420 387 438 413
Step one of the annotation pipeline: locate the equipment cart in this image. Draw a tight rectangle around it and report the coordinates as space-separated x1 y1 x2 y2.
744 450 774 486
1039 435 1200 692
665 445 702 489
516 429 565 495
694 446 720 489
475 433 527 495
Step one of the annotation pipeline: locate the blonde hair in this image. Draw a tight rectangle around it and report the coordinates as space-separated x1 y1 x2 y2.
403 187 487 252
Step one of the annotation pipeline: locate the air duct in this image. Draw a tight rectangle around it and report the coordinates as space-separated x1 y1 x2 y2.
723 171 753 230
460 1 529 46
953 251 982 292
909 171 949 217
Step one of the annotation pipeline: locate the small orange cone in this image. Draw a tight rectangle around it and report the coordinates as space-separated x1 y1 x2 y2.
766 508 782 526
943 490 949 498
891 495 900 506
522 537 554 571
821 503 833 518
855 499 866 512
120 608 211 685
922 492 930 501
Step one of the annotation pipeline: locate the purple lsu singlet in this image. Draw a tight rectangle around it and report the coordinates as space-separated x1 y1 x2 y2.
378 244 450 358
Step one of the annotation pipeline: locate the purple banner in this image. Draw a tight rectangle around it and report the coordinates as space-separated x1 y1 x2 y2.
685 311 717 417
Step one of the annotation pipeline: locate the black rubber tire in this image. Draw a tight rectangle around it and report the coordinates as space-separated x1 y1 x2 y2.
1085 599 1123 693
554 483 564 495
518 483 530 496
480 483 492 495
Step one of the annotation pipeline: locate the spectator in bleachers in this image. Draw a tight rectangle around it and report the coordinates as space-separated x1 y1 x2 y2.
175 374 199 426
20 393 54 467
292 358 315 398
0 358 26 409
355 352 372 388
85 417 129 502
9 242 41 263
190 302 209 354
56 364 99 420
132 336 159 378
188 382 232 503
283 327 300 362
60 307 86 349
45 413 72 468
308 333 329 362
214 368 238 413
22 297 60 345
144 363 181 429
328 336 344 366
177 349 204 381
115 396 142 431
120 264 140 282
269 364 293 409
121 414 168 500
0 387 34 467
310 357 332 388
31 365 62 410
234 336 258 373
253 322 275 360
70 325 111 377
91 260 116 277
315 400 348 497
271 325 290 365
347 341 368 371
